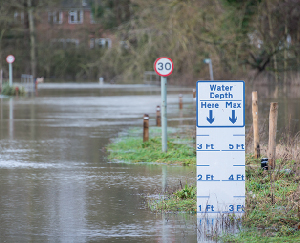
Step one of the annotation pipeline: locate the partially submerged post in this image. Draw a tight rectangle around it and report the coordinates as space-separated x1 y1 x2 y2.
252 91 260 158
268 102 278 169
143 114 149 142
154 57 173 152
179 94 183 109
156 106 161 127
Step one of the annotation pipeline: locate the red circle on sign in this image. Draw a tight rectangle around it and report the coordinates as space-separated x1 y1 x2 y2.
6 55 15 64
154 57 173 77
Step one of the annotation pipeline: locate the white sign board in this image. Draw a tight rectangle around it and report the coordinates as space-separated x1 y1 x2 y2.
154 57 173 77
6 55 15 64
196 80 245 216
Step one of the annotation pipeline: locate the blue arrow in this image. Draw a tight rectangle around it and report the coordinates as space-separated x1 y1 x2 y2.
207 110 214 124
229 110 237 124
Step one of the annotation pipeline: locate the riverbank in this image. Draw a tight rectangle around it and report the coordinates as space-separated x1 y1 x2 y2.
107 127 300 242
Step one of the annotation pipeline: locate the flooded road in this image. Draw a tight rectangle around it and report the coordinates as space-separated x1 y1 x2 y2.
1 83 300 242
0 85 197 242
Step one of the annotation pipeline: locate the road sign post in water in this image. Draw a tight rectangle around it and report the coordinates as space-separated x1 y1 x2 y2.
154 57 173 152
6 55 15 87
196 80 245 216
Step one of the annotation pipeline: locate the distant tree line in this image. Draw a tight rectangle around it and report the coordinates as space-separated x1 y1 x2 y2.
0 0 300 85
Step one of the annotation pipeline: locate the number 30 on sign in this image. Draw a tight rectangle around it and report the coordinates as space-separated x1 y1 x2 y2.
154 57 173 77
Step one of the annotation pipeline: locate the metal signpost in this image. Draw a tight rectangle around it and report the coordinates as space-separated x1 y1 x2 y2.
196 80 245 217
6 55 15 87
204 58 214 81
154 57 173 152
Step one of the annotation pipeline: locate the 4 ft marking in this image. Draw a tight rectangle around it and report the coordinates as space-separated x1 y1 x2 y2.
227 174 245 181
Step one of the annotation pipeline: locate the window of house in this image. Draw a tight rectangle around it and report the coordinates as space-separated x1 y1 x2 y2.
82 0 87 6
95 38 112 48
51 38 80 48
69 10 83 24
90 12 95 24
90 38 95 49
14 12 24 24
48 11 63 24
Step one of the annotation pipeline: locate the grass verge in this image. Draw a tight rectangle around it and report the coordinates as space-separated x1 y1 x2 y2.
108 127 300 241
1 83 25 96
107 127 196 166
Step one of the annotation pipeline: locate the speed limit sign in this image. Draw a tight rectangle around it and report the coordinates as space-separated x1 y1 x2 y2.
6 55 15 64
154 57 173 77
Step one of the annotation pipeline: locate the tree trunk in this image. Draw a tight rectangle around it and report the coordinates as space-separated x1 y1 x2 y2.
27 0 37 79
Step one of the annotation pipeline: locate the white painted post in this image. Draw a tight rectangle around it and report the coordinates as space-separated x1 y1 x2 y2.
161 76 167 152
9 63 13 87
209 61 214 81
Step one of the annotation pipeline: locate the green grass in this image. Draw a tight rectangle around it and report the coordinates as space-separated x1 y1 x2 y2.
148 185 196 213
107 128 300 241
1 83 25 96
107 128 196 165
218 156 300 242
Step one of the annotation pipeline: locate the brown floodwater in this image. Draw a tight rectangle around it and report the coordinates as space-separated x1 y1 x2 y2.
0 84 197 242
0 83 299 242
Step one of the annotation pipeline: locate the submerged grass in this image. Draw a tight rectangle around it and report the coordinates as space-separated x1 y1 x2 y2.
148 184 196 213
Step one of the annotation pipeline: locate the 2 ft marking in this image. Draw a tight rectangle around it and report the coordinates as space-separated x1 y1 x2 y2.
197 174 220 181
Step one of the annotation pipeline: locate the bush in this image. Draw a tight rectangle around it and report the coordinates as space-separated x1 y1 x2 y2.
1 83 25 96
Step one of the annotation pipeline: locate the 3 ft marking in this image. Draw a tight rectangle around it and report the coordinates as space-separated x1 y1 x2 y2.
197 144 215 149
229 205 244 212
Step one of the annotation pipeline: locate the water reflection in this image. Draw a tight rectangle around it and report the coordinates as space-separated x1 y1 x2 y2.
0 87 197 242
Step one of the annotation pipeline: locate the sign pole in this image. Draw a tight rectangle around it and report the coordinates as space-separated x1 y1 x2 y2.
154 57 173 153
209 61 214 81
161 76 167 152
6 55 15 87
9 63 13 87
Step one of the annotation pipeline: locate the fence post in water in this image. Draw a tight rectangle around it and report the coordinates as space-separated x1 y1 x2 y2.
179 94 183 109
252 91 260 159
268 102 278 169
156 106 161 127
143 114 149 142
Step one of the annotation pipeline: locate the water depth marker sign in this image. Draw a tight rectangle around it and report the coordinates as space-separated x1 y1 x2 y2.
196 80 245 216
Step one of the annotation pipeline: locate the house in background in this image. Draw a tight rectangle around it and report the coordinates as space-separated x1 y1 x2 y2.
36 0 114 49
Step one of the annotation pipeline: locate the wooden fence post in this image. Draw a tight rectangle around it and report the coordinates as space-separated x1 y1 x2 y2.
268 102 278 169
179 94 183 109
193 89 196 99
252 91 260 158
143 114 149 142
156 106 161 127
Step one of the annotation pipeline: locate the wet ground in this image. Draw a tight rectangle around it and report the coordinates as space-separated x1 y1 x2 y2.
0 84 197 242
